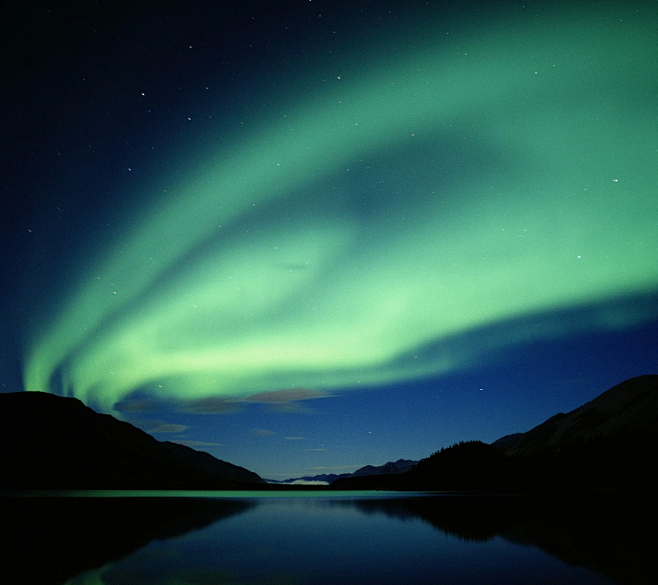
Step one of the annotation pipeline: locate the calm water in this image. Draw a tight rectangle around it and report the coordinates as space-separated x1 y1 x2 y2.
5 491 655 584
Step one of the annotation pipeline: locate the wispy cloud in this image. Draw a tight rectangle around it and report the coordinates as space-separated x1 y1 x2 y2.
172 440 223 447
267 402 315 413
114 398 158 413
243 388 329 403
284 436 306 441
238 388 331 414
172 390 328 415
250 428 275 436
177 396 241 414
148 423 189 434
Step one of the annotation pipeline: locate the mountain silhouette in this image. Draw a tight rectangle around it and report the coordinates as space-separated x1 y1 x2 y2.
333 375 658 491
269 459 417 485
3 375 656 491
331 440 510 490
0 391 264 489
351 459 418 477
492 374 658 457
491 374 658 489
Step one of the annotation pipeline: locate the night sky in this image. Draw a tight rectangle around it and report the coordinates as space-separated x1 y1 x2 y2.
2 0 657 480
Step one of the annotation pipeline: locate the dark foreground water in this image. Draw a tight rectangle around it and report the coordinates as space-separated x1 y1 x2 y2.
3 490 656 584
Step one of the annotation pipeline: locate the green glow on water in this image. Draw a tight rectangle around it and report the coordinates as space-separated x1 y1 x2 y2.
13 489 423 499
24 5 658 410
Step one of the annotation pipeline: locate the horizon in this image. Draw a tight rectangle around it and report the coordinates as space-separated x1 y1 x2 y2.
2 0 657 480
5 372 656 482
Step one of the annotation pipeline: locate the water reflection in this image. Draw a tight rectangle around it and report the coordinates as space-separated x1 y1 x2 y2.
4 491 655 584
2 496 255 585
342 492 658 583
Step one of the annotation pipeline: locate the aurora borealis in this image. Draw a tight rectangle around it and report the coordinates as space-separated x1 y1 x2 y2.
2 0 658 478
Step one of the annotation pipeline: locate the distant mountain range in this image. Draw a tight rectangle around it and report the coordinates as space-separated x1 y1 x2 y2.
267 459 418 485
0 392 264 490
2 374 656 491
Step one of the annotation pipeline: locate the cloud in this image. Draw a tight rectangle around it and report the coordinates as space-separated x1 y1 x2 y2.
172 440 223 447
147 423 189 434
284 436 306 441
172 388 328 415
113 398 158 413
265 402 315 414
177 396 242 414
250 428 275 436
243 388 329 403
240 388 329 413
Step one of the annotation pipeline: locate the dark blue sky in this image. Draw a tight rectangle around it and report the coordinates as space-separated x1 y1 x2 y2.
2 0 657 479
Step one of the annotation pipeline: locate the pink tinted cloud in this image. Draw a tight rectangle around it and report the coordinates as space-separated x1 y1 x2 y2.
242 388 328 403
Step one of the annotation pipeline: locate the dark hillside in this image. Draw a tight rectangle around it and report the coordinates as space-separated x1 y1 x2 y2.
0 391 264 489
492 375 658 489
335 376 658 492
496 375 658 459
333 441 513 491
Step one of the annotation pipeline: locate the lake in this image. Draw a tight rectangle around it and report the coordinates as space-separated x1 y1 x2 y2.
3 490 655 584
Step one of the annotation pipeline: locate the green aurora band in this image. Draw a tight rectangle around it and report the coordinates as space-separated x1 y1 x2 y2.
24 7 658 411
